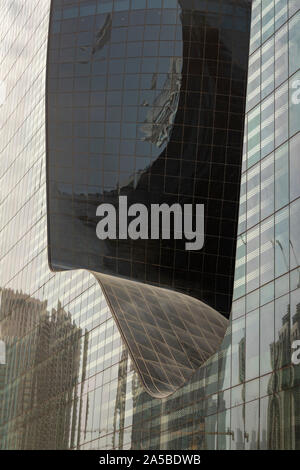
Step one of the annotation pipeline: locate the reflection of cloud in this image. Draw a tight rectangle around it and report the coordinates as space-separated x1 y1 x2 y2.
0 288 84 449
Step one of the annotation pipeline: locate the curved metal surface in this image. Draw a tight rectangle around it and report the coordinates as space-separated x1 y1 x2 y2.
93 273 228 398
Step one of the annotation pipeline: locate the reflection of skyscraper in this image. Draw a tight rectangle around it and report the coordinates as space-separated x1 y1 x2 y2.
239 337 246 384
112 348 128 450
0 288 83 450
266 302 300 450
292 304 300 448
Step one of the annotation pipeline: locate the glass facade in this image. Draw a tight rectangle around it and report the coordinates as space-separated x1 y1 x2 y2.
46 0 251 397
46 0 251 319
0 0 299 450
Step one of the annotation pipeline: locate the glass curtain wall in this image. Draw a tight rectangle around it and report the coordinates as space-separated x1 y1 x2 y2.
0 0 299 451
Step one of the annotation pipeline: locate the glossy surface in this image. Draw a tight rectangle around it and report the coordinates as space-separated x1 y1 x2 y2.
45 0 251 397
46 0 251 317
95 272 228 397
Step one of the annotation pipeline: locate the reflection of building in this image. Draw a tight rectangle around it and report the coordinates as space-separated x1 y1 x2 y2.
0 341 5 365
0 288 83 450
239 337 246 384
267 303 300 450
292 304 300 448
112 348 128 450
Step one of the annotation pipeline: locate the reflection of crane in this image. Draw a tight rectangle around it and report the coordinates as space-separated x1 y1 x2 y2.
290 241 300 288
271 239 289 272
77 14 112 64
240 234 246 246
92 14 112 56
271 238 300 289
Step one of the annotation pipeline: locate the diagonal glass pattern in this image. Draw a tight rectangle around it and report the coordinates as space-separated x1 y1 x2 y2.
95 272 228 397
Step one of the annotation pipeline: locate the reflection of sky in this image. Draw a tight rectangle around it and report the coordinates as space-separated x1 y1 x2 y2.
50 0 252 199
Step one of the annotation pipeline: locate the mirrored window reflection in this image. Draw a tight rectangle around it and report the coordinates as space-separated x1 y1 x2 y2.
249 0 261 54
275 26 289 78
245 378 259 403
261 37 274 100
289 71 300 138
291 288 300 329
218 347 232 396
274 294 290 369
259 395 270 449
233 238 246 301
0 340 5 365
260 301 275 375
261 95 274 159
247 49 261 111
247 163 260 229
217 409 231 450
275 2 288 42
260 153 274 220
290 199 300 272
47 0 251 319
275 273 289 299
231 317 245 387
289 133 300 202
275 143 289 211
2 0 300 451
260 216 274 286
231 384 244 408
246 309 259 381
289 11 300 76
260 280 275 306
205 414 217 450
246 289 259 313
247 105 260 168
290 0 300 17
275 207 289 278
261 389 296 450
238 173 247 234
262 0 275 43
246 226 260 293
275 81 288 147
245 399 259 450
230 404 245 450
232 297 246 321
